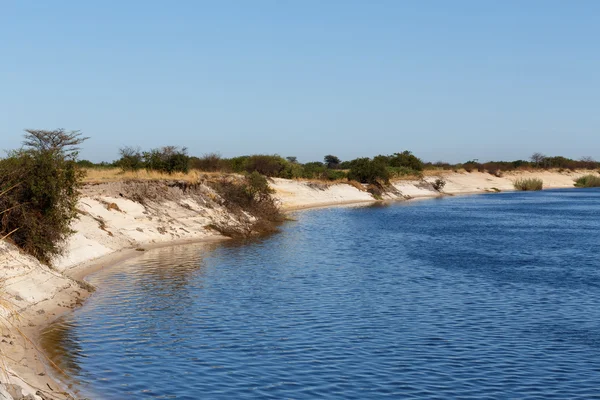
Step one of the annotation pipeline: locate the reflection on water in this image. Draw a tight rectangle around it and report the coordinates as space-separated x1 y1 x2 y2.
40 242 221 395
42 189 600 399
42 320 84 378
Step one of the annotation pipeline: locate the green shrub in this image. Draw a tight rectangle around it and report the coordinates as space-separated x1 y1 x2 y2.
117 146 144 171
280 162 304 179
387 166 422 178
347 158 390 184
224 156 248 173
338 160 352 169
0 129 87 264
143 146 189 173
117 146 189 173
77 160 115 169
300 162 326 179
513 178 543 191
246 171 274 197
76 159 96 168
574 174 600 188
324 169 347 181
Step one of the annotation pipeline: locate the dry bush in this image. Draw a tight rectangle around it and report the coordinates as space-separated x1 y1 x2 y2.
513 178 543 191
208 172 284 237
432 178 446 191
83 167 205 183
366 183 385 200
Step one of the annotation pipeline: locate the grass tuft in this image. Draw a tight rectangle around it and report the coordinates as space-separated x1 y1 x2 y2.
513 178 543 191
574 174 600 188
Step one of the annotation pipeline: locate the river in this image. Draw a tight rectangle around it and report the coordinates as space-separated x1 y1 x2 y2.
42 188 600 399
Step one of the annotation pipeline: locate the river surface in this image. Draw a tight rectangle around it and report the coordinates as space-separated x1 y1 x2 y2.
42 189 600 399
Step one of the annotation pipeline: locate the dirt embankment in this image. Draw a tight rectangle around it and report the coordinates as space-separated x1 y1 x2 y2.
1 169 597 399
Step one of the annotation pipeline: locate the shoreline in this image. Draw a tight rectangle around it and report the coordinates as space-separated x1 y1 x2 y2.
6 236 230 400
1 170 597 399
25 235 231 400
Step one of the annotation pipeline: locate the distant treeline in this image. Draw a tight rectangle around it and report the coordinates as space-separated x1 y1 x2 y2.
79 148 429 184
78 147 600 185
433 153 600 176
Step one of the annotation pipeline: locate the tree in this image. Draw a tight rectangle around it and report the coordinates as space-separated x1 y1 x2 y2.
324 155 341 169
389 151 423 171
530 152 546 167
286 156 298 164
0 129 88 263
22 128 89 156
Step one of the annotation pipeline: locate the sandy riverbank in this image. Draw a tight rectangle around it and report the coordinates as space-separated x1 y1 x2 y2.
0 169 597 399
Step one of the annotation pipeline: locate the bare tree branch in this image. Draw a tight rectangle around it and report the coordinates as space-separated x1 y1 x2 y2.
22 129 89 157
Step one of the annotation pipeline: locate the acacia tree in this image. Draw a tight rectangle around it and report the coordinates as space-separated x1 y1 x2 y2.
22 128 89 155
324 155 341 169
0 129 88 264
530 152 546 168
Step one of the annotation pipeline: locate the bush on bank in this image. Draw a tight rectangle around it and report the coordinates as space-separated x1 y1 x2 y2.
347 158 390 185
117 146 190 173
513 178 543 191
574 175 600 188
208 172 285 237
0 129 87 264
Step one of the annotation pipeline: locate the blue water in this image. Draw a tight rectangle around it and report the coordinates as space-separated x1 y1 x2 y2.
42 189 600 399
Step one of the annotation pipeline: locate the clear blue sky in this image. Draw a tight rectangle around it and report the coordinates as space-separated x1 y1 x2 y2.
1 0 599 163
